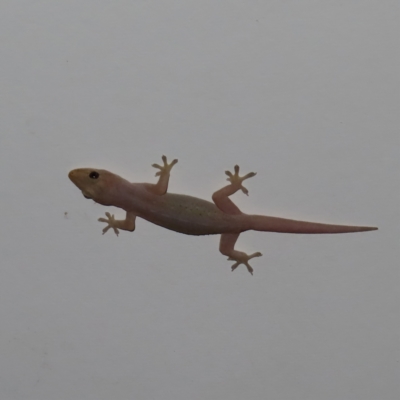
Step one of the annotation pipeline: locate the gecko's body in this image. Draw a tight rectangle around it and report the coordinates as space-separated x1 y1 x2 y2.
125 191 241 236
69 156 377 274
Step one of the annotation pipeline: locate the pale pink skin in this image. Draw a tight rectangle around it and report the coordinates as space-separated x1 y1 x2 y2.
68 156 377 275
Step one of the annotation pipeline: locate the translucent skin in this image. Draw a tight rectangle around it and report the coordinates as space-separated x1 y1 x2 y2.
124 191 247 236
68 156 377 275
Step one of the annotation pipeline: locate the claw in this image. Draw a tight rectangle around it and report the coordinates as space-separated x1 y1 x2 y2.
98 212 119 236
152 155 178 177
228 252 262 275
225 165 256 195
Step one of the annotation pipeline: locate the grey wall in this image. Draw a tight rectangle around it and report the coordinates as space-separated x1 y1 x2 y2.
0 1 398 399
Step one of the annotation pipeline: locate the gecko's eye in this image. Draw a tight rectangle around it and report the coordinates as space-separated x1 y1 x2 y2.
89 171 99 179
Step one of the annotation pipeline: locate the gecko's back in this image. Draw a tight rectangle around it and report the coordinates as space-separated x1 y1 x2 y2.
134 192 244 235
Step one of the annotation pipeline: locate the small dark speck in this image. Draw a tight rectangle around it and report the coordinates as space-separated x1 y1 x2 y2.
64 212 68 219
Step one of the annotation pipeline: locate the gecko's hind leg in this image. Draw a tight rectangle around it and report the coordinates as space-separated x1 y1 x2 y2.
214 166 260 274
212 165 256 215
219 233 262 275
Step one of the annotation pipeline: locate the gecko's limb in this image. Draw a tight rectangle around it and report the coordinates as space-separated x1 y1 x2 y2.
98 211 136 236
149 155 178 195
219 233 262 275
214 166 260 274
225 165 257 196
212 165 256 215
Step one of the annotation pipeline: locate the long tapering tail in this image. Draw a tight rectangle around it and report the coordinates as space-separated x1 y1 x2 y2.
249 215 378 234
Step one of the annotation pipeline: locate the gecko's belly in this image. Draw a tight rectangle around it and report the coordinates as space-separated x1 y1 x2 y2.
135 193 243 235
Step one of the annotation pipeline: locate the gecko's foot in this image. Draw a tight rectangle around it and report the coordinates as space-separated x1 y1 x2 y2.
152 155 178 177
228 251 262 275
225 165 256 196
98 212 120 236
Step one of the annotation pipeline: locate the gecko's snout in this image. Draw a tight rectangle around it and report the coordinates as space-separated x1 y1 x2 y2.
68 169 83 187
68 170 79 186
68 169 92 199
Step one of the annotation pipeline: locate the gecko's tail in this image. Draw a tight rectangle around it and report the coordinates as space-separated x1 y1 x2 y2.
249 215 378 234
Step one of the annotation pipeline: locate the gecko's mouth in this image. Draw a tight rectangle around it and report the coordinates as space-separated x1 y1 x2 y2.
82 191 92 200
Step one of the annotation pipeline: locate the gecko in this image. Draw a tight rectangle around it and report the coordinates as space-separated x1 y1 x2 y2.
68 155 377 275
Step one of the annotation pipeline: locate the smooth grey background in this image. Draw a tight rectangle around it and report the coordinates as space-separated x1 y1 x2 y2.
0 1 398 399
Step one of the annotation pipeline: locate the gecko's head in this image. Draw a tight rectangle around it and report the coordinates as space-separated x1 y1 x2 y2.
68 168 120 205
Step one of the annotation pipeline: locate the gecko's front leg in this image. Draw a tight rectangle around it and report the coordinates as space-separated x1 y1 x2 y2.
98 211 136 236
149 155 178 195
